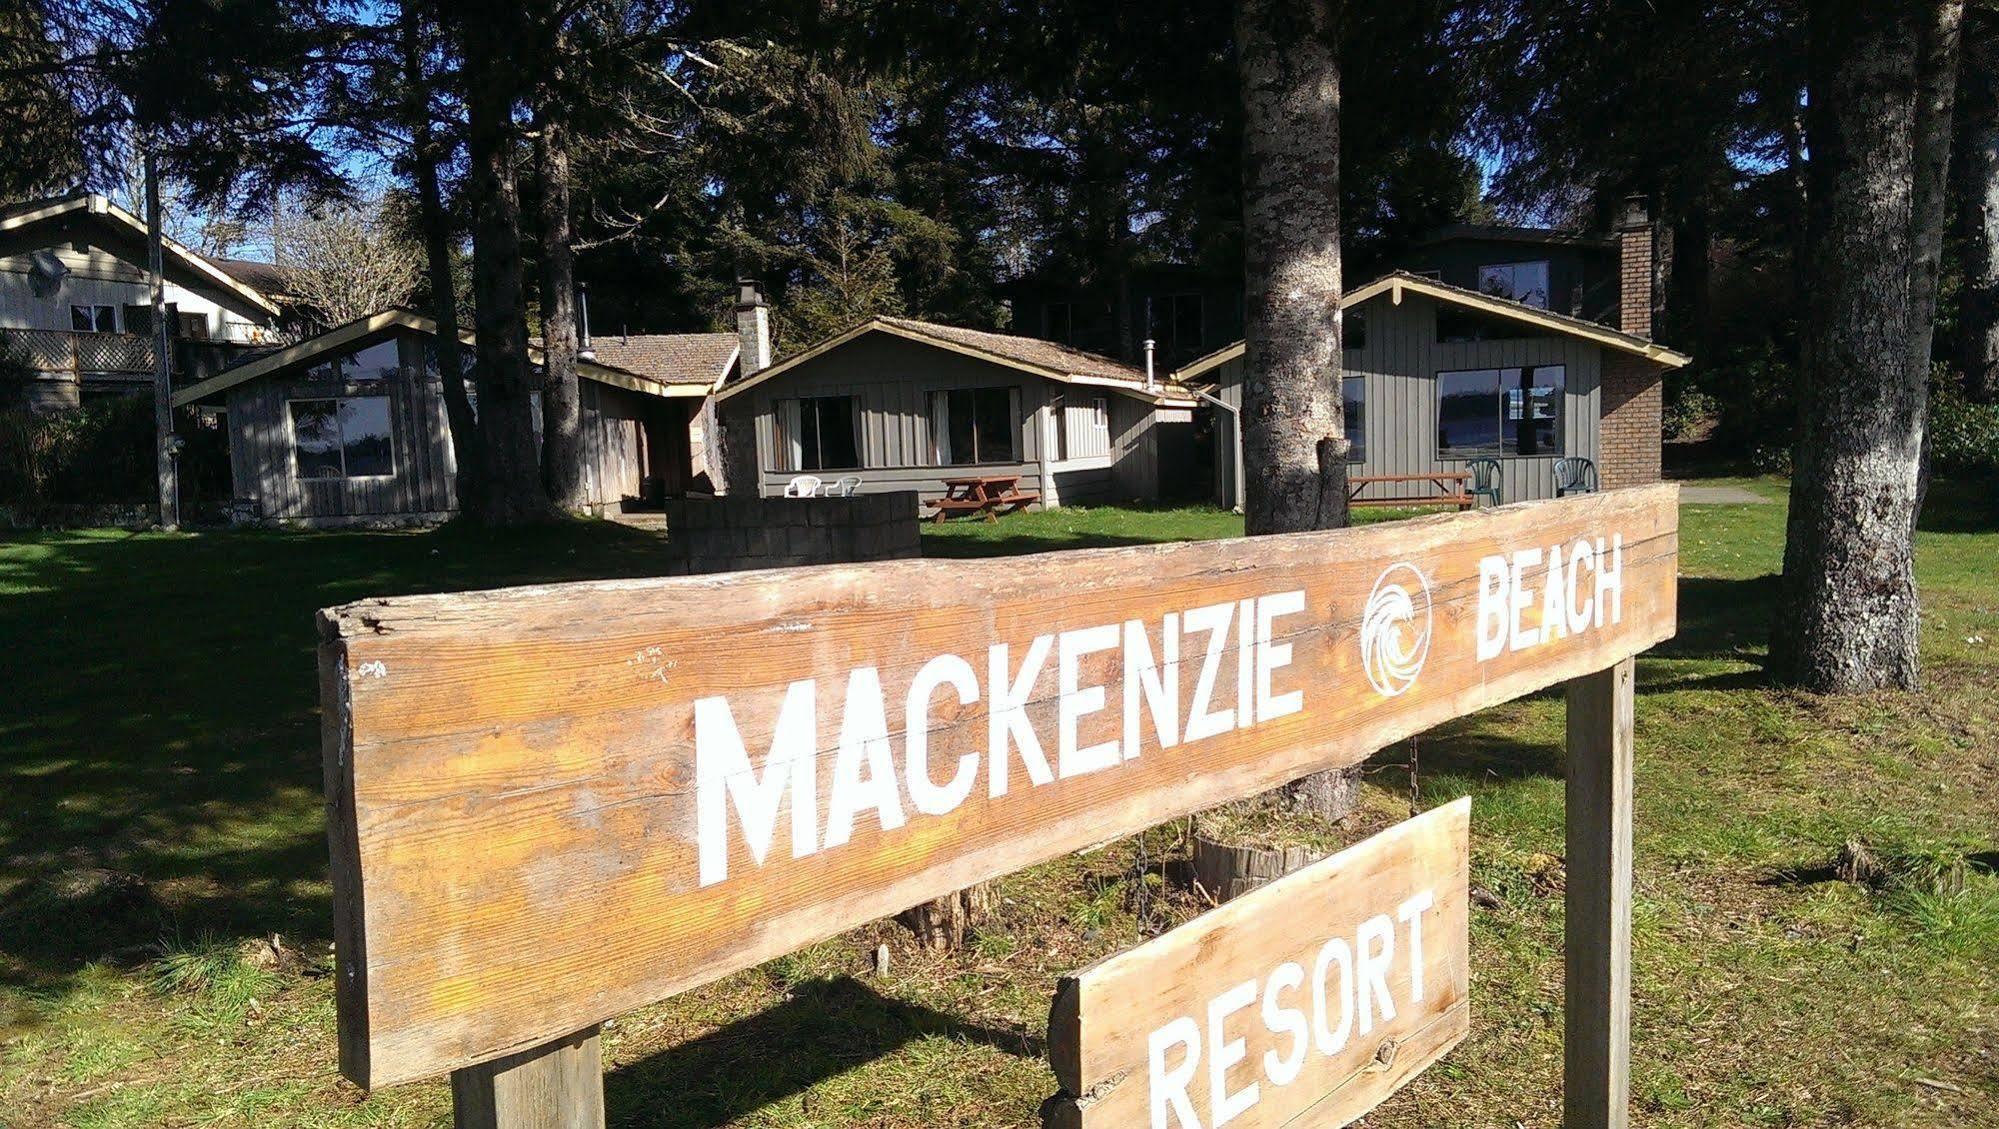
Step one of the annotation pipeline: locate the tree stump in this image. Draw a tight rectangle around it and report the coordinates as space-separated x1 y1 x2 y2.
1191 835 1324 904
1281 764 1362 821
898 881 996 950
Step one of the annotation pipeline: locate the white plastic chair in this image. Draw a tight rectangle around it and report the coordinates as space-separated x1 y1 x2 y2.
783 474 823 498
831 475 863 497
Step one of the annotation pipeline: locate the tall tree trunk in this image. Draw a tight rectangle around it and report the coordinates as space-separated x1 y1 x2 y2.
456 4 553 525
1957 13 1999 404
1910 2 1964 529
535 112 586 512
1773 0 1962 693
399 3 481 517
1238 0 1354 818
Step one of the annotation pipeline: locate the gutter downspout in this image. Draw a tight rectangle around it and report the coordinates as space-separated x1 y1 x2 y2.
1191 387 1243 512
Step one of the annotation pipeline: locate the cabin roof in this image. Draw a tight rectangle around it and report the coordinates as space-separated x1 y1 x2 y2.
584 333 739 391
171 307 711 408
715 316 1196 405
1169 271 1692 383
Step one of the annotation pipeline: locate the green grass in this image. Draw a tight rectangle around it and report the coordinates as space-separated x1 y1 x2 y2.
2 483 1996 1126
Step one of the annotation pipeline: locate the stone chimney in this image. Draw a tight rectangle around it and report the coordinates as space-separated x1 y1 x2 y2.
1600 195 1663 491
1615 195 1653 338
735 279 771 377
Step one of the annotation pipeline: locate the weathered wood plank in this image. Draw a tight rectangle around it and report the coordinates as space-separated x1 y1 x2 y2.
323 485 1677 1088
1565 657 1635 1129
1044 800 1470 1129
449 1026 604 1129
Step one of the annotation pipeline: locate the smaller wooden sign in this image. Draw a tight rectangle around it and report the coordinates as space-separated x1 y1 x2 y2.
1045 798 1471 1129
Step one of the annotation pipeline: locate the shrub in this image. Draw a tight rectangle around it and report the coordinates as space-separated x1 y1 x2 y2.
1663 387 1718 442
0 393 156 507
1930 377 1999 475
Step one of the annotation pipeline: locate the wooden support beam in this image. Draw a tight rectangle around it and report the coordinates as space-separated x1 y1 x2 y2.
450 1026 604 1129
1564 657 1635 1129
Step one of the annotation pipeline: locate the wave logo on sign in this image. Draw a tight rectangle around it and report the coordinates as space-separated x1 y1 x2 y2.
1360 562 1432 697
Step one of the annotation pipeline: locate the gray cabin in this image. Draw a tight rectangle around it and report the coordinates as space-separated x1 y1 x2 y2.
172 308 730 525
1181 270 1689 509
713 316 1196 508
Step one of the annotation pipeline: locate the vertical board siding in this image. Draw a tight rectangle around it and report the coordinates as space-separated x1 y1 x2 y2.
740 332 1162 507
1212 292 1604 508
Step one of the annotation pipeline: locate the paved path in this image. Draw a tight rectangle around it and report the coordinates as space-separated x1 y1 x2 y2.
1678 484 1774 504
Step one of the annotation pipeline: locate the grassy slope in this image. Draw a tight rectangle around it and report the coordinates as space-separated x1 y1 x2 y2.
0 484 1994 1127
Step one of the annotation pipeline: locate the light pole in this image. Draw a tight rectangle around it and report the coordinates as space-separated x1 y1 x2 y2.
144 140 178 529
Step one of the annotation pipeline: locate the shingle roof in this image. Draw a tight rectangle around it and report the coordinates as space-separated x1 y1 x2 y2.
875 316 1147 384
583 333 739 388
209 257 290 296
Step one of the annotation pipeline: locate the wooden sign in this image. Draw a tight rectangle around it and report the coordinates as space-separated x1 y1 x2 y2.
1044 799 1471 1129
320 485 1676 1089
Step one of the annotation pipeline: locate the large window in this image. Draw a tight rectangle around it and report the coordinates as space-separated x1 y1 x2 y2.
1045 302 1076 344
933 387 1017 465
308 338 402 383
1477 261 1551 309
290 397 395 479
792 395 860 471
1436 365 1565 457
1342 376 1367 463
1150 293 1206 363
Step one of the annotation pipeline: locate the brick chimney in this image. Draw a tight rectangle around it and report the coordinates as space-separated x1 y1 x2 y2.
1599 195 1662 490
735 279 771 377
1615 195 1653 337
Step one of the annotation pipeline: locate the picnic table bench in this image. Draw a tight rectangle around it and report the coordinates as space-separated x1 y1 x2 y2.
1347 471 1474 511
927 474 1040 522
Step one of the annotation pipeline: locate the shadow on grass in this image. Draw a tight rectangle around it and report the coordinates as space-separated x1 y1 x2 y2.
1395 716 1564 782
1651 574 1779 674
0 519 676 992
603 976 1041 1128
922 532 1179 559
1917 477 1999 534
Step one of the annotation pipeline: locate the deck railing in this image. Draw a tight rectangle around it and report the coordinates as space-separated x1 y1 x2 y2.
1 329 161 375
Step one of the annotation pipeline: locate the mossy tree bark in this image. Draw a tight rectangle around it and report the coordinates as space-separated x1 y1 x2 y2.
1772 0 1962 692
1237 0 1357 818
1956 11 1999 405
535 109 586 513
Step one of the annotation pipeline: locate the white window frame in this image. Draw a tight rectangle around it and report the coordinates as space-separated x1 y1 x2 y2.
287 395 398 481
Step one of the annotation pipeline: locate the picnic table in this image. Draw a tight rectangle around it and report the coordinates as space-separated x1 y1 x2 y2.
926 474 1041 522
1347 471 1474 510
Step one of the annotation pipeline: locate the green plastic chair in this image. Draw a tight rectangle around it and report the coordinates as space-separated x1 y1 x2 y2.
1554 456 1599 497
1466 457 1503 508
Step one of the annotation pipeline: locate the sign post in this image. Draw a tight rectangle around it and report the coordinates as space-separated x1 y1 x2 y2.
317 485 1675 1125
1565 657 1636 1129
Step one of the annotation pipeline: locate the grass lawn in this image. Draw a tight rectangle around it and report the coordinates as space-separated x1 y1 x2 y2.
2 482 1996 1127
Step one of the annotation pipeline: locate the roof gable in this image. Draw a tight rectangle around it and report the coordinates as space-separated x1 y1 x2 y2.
1169 271 1691 383
714 316 1195 405
171 308 710 408
0 193 280 318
